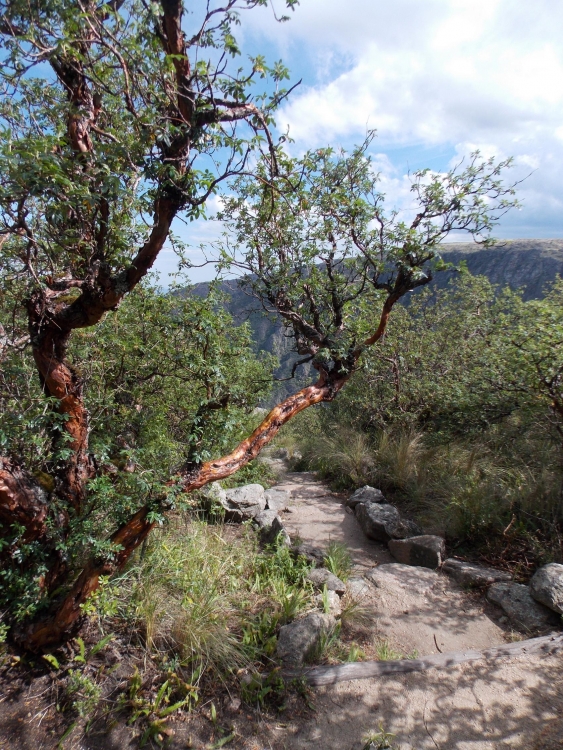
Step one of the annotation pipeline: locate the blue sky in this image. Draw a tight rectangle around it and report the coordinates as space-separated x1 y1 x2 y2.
155 0 563 282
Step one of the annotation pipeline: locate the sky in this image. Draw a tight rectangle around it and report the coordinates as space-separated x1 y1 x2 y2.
155 0 563 282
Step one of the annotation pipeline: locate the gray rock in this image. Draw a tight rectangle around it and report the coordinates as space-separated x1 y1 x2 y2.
388 535 445 569
291 543 326 567
346 577 372 600
442 559 512 587
255 512 290 546
530 563 563 614
264 488 291 512
314 589 342 616
487 582 559 631
306 568 346 596
366 563 439 594
355 503 422 542
276 613 336 665
223 483 266 520
346 485 386 509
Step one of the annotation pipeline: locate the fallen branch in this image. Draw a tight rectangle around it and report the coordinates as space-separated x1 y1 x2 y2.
285 632 563 686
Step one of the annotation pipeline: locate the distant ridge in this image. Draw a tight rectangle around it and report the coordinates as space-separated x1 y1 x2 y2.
187 239 563 393
438 239 563 299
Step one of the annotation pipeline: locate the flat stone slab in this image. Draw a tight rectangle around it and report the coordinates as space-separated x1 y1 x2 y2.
346 485 386 509
366 563 439 595
487 582 559 632
442 559 512 587
276 613 336 665
307 568 346 596
388 535 445 569
530 563 563 614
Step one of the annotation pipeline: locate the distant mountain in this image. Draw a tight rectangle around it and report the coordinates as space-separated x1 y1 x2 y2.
187 239 563 399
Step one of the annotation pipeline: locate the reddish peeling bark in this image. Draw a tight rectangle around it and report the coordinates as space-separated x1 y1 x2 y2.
0 460 49 544
20 372 348 650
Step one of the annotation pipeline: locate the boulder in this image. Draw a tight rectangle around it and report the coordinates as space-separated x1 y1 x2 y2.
223 484 266 520
530 563 563 614
254 511 290 546
367 563 439 594
315 589 342 616
276 613 336 665
346 485 386 509
264 488 291 512
355 503 422 542
291 542 325 567
306 568 346 596
388 535 445 569
487 582 559 631
442 559 512 588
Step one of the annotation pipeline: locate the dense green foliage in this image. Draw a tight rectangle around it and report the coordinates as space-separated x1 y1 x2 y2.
283 274 563 564
0 282 274 621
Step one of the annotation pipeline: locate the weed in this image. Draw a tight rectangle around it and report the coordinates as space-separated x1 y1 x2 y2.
362 723 399 749
65 670 102 718
373 638 404 662
324 541 353 581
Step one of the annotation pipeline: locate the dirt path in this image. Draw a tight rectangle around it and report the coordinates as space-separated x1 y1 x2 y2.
269 468 563 749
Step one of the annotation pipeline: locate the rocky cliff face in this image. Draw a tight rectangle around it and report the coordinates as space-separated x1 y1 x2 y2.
190 240 563 367
438 239 563 300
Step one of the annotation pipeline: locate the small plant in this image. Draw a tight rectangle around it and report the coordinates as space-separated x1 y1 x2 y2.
362 724 399 749
65 670 102 718
324 541 353 581
373 638 404 662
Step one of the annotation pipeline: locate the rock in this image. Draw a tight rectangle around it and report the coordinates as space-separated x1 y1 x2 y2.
346 577 372 600
355 503 422 542
306 568 346 596
291 543 325 567
487 582 559 631
346 485 386 509
366 563 439 594
314 589 342 616
264 488 291 512
442 559 512 587
223 484 266 520
388 535 445 569
255 512 290 546
530 563 563 614
276 613 336 665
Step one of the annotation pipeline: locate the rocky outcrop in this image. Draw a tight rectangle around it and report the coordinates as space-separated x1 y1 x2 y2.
356 502 422 542
388 535 445 569
254 510 290 546
264 488 290 512
276 613 336 665
222 483 266 521
487 582 559 632
442 559 512 587
345 485 385 509
306 568 346 596
530 563 563 615
346 576 372 600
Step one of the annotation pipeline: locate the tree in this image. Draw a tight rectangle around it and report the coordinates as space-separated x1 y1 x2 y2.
0 1 517 649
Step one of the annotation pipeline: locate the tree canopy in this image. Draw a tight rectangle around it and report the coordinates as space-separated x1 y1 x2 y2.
0 0 519 649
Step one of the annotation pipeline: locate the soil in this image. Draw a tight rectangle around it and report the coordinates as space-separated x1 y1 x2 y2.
1 465 562 750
